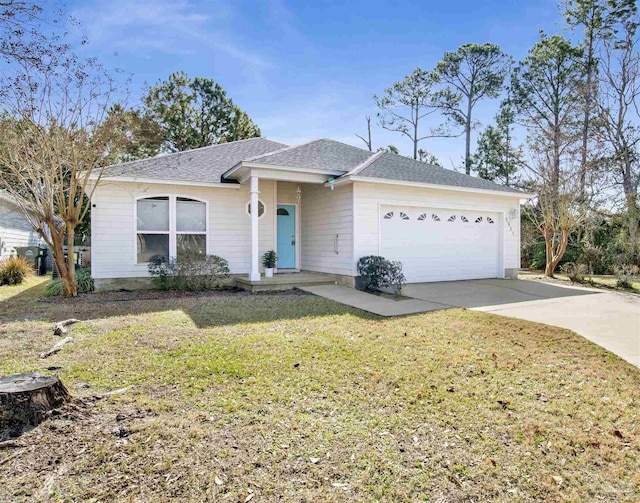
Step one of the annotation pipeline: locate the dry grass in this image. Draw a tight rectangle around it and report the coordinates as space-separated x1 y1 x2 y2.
519 270 640 293
0 276 639 502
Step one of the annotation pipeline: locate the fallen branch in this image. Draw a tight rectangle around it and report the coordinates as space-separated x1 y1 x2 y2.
40 337 73 359
0 450 23 466
53 319 81 336
95 386 133 398
0 439 25 449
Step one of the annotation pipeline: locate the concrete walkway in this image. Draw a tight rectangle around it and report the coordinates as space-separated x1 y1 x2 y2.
299 284 448 316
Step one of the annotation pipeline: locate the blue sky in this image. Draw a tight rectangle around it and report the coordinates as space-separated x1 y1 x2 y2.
67 0 565 168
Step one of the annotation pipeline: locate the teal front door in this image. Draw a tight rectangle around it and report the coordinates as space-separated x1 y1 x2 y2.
277 205 296 269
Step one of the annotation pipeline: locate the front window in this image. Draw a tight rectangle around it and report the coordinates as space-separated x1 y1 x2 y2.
176 197 206 258
137 197 169 263
136 196 207 263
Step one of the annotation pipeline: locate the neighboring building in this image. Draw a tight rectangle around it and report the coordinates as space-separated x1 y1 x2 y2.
0 191 45 260
89 138 531 290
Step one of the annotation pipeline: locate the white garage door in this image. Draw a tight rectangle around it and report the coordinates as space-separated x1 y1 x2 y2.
380 206 501 283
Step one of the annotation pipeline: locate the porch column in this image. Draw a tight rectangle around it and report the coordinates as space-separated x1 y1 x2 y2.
249 175 260 281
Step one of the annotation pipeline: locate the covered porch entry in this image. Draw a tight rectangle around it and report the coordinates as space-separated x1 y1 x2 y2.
223 161 348 284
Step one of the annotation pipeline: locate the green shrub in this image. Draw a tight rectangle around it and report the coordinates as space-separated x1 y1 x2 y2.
45 268 94 296
76 268 95 293
560 262 589 283
357 255 406 295
261 250 277 269
148 254 231 291
0 256 33 285
614 264 639 289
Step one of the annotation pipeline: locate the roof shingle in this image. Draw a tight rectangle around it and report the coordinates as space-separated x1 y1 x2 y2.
353 152 522 194
246 138 375 172
100 137 288 183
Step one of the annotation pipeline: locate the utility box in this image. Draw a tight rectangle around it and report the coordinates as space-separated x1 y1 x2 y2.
15 246 48 276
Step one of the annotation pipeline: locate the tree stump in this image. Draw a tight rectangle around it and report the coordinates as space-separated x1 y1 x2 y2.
0 373 70 441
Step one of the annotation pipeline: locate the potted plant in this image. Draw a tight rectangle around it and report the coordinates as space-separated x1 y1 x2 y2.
262 250 277 278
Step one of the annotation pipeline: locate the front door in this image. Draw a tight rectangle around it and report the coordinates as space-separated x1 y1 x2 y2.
277 205 296 269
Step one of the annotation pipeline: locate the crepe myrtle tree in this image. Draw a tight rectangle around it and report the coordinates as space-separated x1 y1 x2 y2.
0 51 127 297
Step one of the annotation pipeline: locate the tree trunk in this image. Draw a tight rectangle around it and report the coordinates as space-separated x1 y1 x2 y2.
64 225 77 297
544 227 569 278
0 373 70 441
579 29 595 201
544 227 555 277
413 115 418 160
465 97 473 175
625 191 639 248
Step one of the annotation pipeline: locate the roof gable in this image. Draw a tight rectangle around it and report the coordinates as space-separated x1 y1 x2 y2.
244 138 375 172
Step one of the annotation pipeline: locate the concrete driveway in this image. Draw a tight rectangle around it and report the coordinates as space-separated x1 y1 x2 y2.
404 279 640 367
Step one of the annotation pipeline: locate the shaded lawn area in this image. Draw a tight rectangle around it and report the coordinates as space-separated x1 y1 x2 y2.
0 277 639 502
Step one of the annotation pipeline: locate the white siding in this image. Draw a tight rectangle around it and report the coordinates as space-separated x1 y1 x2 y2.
91 180 276 279
353 181 521 276
0 198 43 259
301 183 353 275
276 182 299 205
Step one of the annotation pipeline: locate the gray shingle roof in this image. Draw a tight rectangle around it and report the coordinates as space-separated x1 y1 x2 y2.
246 138 375 172
100 137 288 183
353 152 522 194
99 136 522 195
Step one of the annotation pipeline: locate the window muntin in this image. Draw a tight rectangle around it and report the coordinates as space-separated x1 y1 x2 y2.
136 196 207 263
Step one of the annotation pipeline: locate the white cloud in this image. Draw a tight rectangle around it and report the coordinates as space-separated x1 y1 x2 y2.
73 0 273 70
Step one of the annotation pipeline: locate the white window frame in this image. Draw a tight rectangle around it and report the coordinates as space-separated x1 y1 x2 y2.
245 199 266 219
134 195 209 265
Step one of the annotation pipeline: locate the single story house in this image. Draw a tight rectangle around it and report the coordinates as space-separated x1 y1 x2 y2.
0 191 45 261
89 138 531 290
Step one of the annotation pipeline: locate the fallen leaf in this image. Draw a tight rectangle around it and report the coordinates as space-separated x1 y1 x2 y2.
613 430 624 439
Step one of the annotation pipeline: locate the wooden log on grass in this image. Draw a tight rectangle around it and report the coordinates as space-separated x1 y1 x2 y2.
53 319 80 336
40 336 72 359
0 373 70 441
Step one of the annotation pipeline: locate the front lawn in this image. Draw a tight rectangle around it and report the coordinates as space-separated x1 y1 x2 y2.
1 277 638 502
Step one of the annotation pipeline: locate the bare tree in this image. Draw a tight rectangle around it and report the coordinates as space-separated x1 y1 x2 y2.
374 68 459 160
596 18 640 245
564 0 637 199
526 143 588 276
355 116 372 151
0 50 126 296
